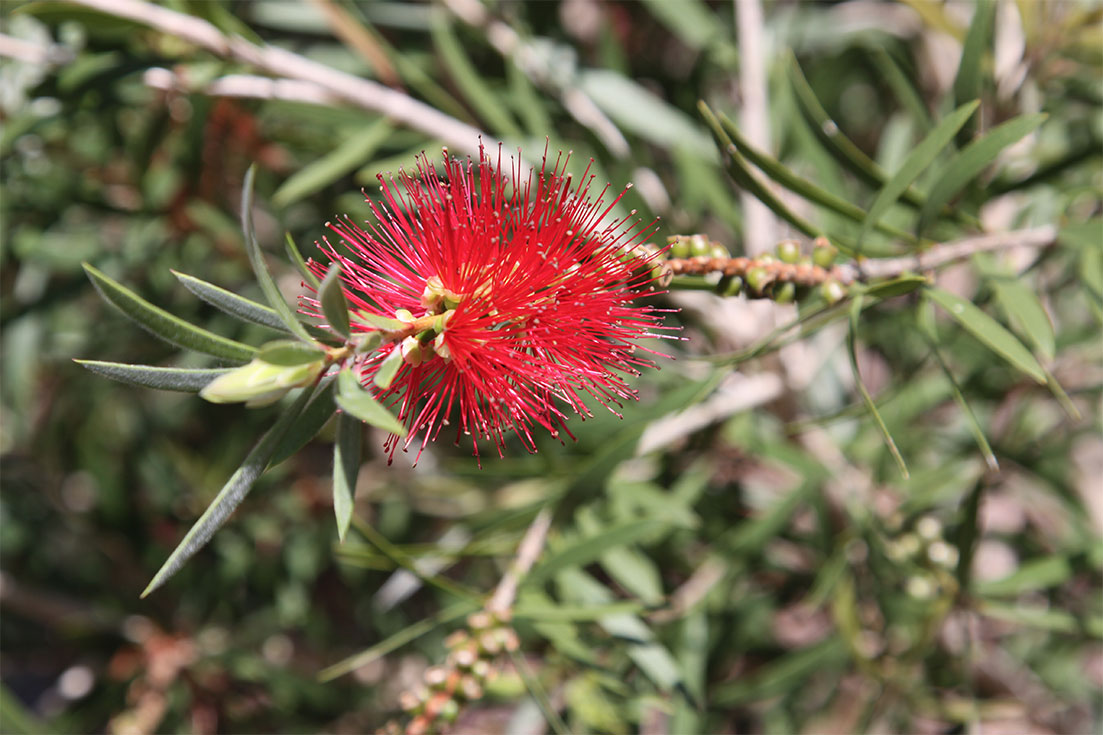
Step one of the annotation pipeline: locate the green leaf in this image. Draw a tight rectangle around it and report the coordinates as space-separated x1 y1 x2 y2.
716 110 920 246
373 347 404 389
990 278 1056 360
74 360 230 392
925 287 1046 383
556 568 684 693
272 120 394 207
430 16 523 140
257 339 327 366
712 638 846 706
318 601 479 681
240 165 313 341
723 484 807 554
270 378 337 465
82 263 255 363
860 275 929 301
858 101 979 250
865 44 932 133
975 555 1073 597
285 232 321 290
512 601 646 622
336 368 407 436
525 519 667 587
318 263 351 339
141 383 317 597
848 295 909 478
978 600 1103 637
172 270 290 333
697 103 821 241
953 0 995 145
917 114 1047 236
583 70 715 158
918 301 999 471
333 413 361 542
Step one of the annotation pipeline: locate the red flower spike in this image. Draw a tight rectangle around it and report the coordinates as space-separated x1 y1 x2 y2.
301 144 673 464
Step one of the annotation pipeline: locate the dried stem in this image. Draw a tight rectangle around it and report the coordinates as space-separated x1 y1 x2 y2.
67 0 489 159
486 507 553 614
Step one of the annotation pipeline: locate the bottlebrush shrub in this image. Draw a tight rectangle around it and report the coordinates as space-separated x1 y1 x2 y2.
77 147 672 596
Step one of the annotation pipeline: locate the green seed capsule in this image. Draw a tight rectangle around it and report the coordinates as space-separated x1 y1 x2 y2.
745 266 770 294
710 243 730 259
774 282 796 303
670 236 690 259
776 240 801 264
718 275 743 297
689 234 710 257
813 240 838 268
821 279 847 304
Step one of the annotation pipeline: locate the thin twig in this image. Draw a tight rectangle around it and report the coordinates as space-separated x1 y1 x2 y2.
844 225 1057 281
486 507 553 614
67 0 489 159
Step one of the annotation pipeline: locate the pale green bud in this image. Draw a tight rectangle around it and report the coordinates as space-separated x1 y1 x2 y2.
200 358 324 405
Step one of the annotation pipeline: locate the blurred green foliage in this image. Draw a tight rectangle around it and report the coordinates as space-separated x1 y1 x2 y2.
1 1 1100 733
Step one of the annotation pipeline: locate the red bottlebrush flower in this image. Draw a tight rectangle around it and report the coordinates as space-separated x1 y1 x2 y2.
303 144 670 463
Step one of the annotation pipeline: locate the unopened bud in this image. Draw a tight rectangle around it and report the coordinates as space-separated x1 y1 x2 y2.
200 358 324 405
812 239 838 268
424 666 448 688
710 243 730 259
773 282 796 303
916 515 942 541
688 234 710 257
718 275 743 297
459 675 484 701
668 235 690 259
821 279 846 304
399 690 421 713
745 266 770 294
776 240 801 264
439 698 460 723
467 612 492 631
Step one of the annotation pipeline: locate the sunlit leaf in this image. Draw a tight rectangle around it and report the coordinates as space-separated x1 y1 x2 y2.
141 383 317 597
333 413 361 542
83 263 255 363
925 287 1046 383
336 367 407 436
172 270 290 333
318 263 351 339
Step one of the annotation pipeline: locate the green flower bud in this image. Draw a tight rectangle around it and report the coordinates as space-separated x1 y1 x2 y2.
745 266 770 294
776 239 801 264
773 282 796 303
439 698 461 723
689 234 710 257
820 279 847 304
813 239 838 268
669 236 690 259
200 358 324 405
718 275 743 297
710 243 730 259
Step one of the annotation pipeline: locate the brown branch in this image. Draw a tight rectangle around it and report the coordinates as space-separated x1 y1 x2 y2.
486 507 553 614
67 0 489 159
666 226 1058 291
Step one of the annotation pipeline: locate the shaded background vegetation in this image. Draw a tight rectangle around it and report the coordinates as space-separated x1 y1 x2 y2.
1 0 1100 733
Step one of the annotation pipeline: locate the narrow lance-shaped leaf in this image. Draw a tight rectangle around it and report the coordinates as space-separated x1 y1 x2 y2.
925 286 1047 384
83 263 256 363
990 278 1056 360
141 383 318 597
953 0 995 147
270 376 337 466
336 367 407 436
172 270 290 333
319 263 351 338
716 109 921 246
74 360 231 392
857 100 979 251
240 165 313 341
285 232 321 290
333 413 362 542
917 113 1047 236
917 300 999 472
847 294 910 478
272 119 394 207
